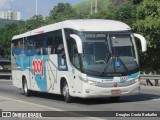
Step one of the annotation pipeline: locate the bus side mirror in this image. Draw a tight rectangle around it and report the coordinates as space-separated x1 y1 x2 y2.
134 33 147 52
70 34 83 53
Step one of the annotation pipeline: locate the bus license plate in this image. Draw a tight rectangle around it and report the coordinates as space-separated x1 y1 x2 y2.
111 90 121 94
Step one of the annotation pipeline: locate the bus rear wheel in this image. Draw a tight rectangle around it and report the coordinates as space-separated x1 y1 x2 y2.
23 78 31 96
62 81 72 103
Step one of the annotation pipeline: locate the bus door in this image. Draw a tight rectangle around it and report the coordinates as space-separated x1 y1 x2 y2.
70 41 82 94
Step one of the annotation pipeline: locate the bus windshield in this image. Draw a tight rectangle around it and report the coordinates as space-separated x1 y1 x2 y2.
80 32 139 77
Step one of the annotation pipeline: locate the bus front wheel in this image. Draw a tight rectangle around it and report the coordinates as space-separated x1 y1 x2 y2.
62 81 72 103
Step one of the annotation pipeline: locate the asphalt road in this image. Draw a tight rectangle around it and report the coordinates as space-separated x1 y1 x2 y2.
0 80 160 120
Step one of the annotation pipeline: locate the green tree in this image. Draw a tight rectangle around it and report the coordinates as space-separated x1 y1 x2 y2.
26 15 45 30
111 1 136 25
47 3 77 23
0 23 19 58
133 0 160 73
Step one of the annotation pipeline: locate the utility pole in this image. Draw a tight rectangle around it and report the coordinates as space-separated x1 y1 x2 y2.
36 0 38 15
91 0 98 14
95 0 97 13
91 0 93 15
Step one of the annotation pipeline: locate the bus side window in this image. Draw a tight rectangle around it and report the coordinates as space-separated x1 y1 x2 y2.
26 38 37 56
55 37 65 58
44 30 63 55
35 37 43 55
47 36 55 55
12 40 19 57
64 28 80 69
46 36 52 55
67 37 80 69
12 38 24 57
53 30 65 58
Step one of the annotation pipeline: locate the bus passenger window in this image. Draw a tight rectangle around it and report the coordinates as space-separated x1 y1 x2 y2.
54 34 65 58
47 46 52 55
47 36 56 55
66 37 80 69
72 44 80 69
57 44 65 58
35 38 43 55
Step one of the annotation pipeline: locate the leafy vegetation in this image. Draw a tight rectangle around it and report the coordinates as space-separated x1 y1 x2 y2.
0 0 159 73
132 0 160 73
74 0 112 14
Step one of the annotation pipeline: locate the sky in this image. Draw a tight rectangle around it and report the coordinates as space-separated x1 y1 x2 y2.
0 0 87 20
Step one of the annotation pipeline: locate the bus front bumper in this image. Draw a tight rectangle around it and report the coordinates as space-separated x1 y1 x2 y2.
81 82 140 98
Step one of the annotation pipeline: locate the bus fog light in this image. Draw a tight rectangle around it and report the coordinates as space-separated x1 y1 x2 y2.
85 89 90 93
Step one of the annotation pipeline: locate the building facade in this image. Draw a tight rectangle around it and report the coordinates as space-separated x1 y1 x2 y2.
0 10 21 20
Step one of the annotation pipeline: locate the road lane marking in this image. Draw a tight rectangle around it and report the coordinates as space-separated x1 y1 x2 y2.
0 79 12 82
0 95 62 111
0 95 105 120
152 98 160 100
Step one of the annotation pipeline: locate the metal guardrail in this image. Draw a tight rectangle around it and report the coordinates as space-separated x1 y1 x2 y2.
140 74 160 86
0 70 11 79
0 60 11 79
0 72 11 76
0 60 11 65
140 74 160 80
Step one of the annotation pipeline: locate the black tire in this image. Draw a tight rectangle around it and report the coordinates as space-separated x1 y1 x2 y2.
110 96 120 101
23 78 31 96
62 81 72 103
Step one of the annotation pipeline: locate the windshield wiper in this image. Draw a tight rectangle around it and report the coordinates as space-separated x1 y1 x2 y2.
98 55 112 77
99 55 129 77
114 55 129 73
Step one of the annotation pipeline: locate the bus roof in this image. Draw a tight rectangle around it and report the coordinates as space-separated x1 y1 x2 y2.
12 19 131 40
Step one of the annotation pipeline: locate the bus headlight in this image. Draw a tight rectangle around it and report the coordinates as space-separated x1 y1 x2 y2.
133 78 140 83
88 80 95 85
88 80 99 85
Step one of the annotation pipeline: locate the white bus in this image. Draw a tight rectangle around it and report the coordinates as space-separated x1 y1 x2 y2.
11 19 147 102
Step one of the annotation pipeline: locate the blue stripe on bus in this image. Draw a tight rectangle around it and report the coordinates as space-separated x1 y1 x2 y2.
120 72 140 83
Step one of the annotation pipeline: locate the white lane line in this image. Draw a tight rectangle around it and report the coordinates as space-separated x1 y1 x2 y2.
0 95 105 120
0 95 63 111
0 80 12 82
152 98 160 100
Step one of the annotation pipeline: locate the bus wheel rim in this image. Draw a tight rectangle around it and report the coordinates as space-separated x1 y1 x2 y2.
24 82 27 94
63 84 69 97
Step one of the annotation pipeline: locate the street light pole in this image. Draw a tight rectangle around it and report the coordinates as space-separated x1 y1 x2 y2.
36 0 38 15
91 0 93 15
95 0 97 13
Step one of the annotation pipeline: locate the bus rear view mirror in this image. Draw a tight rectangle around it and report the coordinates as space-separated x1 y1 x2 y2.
70 34 83 53
134 33 147 52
